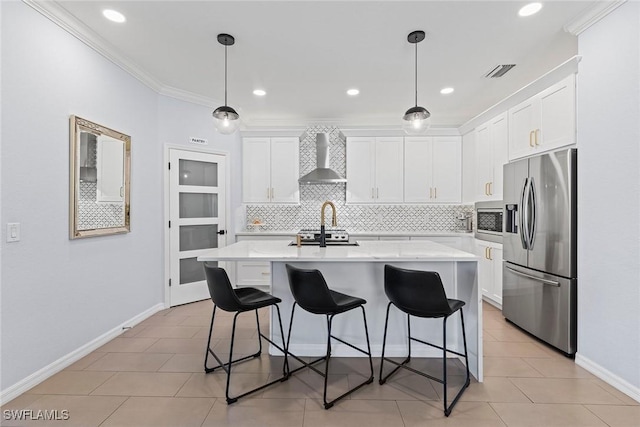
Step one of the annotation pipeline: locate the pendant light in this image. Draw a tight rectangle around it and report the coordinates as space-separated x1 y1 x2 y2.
212 33 240 135
402 30 431 135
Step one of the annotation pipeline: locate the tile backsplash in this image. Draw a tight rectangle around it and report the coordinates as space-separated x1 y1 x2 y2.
245 124 472 232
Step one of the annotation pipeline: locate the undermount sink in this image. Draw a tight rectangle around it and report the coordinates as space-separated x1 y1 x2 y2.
288 241 360 247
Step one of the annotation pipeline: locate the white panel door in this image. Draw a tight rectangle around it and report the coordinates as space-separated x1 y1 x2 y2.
404 137 432 203
270 137 299 203
431 136 461 202
346 137 375 203
375 137 404 203
242 138 271 203
169 149 227 306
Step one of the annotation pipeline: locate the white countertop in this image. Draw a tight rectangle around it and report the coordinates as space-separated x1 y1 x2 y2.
198 240 478 262
235 230 473 237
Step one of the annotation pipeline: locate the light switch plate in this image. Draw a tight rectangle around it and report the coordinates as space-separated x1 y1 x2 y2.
7 223 20 242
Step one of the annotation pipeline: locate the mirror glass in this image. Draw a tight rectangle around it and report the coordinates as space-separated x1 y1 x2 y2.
69 116 131 239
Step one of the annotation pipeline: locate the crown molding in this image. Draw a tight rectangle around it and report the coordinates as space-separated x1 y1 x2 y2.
24 0 164 92
458 55 581 135
564 0 627 35
158 85 218 108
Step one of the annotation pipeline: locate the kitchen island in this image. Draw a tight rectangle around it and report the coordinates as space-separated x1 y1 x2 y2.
198 239 482 380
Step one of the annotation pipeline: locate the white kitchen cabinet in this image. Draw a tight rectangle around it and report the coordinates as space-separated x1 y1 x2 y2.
476 240 503 307
405 136 462 203
346 137 404 204
475 112 508 201
508 74 576 160
242 137 299 203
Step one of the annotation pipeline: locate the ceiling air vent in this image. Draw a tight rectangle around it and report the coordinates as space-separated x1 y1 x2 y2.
484 64 516 78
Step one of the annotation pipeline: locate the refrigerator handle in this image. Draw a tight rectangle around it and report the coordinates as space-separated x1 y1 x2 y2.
520 178 529 249
528 177 537 249
505 267 560 287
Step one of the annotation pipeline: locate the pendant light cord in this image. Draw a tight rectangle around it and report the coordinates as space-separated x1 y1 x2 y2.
224 43 228 106
414 40 418 107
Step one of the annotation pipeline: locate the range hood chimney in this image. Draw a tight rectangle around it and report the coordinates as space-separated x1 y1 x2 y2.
298 133 346 184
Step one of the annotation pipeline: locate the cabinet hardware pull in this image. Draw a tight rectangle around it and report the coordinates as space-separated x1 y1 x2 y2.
485 182 489 196
430 188 433 199
529 130 535 147
371 188 375 199
484 247 489 259
376 188 379 199
434 187 437 199
267 188 270 199
488 247 493 260
488 182 492 195
535 129 540 146
261 272 271 276
271 188 274 199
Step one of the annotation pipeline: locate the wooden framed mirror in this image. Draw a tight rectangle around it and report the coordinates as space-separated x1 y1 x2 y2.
69 116 131 239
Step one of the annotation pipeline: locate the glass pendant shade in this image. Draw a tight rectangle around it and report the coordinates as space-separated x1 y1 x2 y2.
402 105 431 135
212 105 240 135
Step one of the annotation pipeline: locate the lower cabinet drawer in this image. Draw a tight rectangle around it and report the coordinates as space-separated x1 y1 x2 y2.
236 261 271 287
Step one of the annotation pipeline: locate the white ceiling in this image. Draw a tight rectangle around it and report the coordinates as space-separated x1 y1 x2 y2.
47 1 599 128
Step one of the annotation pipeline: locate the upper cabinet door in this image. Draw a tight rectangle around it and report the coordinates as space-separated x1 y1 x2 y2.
475 123 493 201
508 74 576 161
431 137 461 203
242 138 271 203
375 137 404 203
508 98 538 160
346 137 376 203
270 137 299 203
490 112 508 200
539 74 575 151
404 137 432 203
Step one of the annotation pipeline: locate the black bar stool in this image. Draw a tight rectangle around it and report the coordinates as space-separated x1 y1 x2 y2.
285 264 374 409
203 264 289 404
379 265 470 416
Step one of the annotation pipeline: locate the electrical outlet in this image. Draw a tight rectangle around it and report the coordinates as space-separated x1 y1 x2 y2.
7 223 20 242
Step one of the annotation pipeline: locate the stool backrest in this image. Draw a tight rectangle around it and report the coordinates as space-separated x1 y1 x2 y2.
285 264 337 313
384 265 452 316
203 264 242 312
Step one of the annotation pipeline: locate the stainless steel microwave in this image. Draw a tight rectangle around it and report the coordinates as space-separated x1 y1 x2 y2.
475 201 503 243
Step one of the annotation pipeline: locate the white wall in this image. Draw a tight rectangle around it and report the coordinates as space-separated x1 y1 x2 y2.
0 2 164 391
576 1 640 393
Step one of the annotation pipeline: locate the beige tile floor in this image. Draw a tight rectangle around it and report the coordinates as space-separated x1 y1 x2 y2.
3 301 638 426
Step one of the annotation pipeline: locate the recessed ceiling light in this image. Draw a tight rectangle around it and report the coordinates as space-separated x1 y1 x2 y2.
518 2 542 17
347 89 360 96
253 89 266 96
440 87 455 95
102 9 126 23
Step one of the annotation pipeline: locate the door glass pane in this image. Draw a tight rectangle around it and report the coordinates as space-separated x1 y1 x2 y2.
180 225 218 251
179 159 218 187
179 193 218 218
180 257 206 285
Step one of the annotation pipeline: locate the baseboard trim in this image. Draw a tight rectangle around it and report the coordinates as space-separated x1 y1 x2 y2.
0 303 164 405
575 352 640 403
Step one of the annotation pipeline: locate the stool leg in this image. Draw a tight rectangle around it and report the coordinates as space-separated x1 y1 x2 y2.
204 305 217 373
273 304 289 378
443 316 448 416
225 312 241 404
323 315 334 409
442 308 470 417
460 309 471 387
254 309 263 358
379 303 411 385
361 306 374 383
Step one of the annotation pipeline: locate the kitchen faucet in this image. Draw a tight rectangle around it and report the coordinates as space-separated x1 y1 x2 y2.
319 201 337 247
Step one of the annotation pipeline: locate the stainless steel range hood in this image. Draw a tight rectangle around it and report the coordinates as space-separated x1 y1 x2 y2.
298 133 346 184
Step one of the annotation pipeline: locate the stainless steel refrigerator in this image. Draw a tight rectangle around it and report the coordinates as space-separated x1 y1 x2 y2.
502 148 577 355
